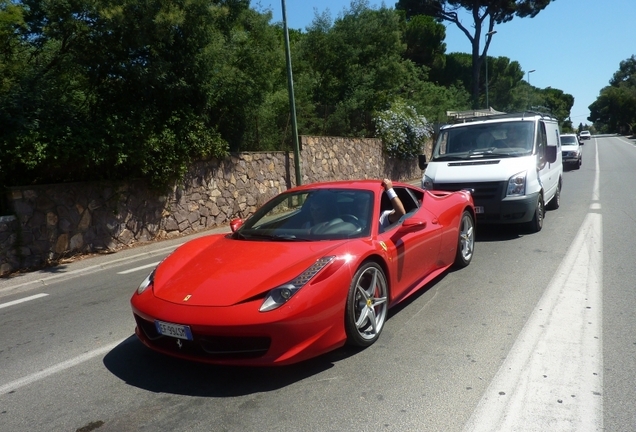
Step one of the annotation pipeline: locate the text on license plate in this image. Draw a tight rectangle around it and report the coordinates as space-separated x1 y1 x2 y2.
474 206 484 214
155 320 193 340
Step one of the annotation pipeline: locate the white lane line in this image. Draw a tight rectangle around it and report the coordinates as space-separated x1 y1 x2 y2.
117 262 160 275
0 244 179 293
0 293 49 310
0 338 126 395
463 138 604 432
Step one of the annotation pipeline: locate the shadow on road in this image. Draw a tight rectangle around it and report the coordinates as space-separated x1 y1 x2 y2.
103 335 364 397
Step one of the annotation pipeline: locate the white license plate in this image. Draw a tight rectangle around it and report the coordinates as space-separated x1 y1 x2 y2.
155 320 193 340
475 206 484 214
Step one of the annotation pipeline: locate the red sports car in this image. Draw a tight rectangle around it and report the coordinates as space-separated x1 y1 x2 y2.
131 180 475 366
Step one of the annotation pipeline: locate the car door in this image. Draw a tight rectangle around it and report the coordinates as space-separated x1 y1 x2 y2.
378 187 443 301
536 121 558 200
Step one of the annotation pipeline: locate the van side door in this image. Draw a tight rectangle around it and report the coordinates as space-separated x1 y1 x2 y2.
537 121 558 200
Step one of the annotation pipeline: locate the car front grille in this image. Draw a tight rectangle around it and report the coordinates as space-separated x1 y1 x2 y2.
134 314 271 360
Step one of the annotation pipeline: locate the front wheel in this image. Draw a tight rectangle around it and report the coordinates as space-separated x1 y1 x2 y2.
526 195 544 233
345 262 388 347
546 180 561 210
453 210 475 269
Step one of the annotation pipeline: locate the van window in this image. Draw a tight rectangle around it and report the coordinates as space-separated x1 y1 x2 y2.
537 121 547 165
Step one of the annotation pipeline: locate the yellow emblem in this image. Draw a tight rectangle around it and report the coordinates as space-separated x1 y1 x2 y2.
183 295 192 302
379 241 387 251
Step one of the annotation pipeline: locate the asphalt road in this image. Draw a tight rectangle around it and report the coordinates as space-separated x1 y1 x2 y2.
1 135 635 432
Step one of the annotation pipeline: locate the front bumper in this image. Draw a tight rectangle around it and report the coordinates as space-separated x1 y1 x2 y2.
130 279 349 366
431 181 539 225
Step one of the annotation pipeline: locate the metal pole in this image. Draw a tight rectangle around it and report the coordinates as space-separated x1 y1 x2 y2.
527 69 535 110
281 0 302 186
485 31 496 109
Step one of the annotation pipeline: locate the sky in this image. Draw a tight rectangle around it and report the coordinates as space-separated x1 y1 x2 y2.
264 0 636 126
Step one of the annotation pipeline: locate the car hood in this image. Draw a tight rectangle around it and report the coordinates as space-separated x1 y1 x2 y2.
562 144 579 151
152 234 348 307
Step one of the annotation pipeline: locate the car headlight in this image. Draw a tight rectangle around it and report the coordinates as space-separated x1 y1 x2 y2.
507 171 526 196
422 175 434 190
260 256 335 312
136 269 155 295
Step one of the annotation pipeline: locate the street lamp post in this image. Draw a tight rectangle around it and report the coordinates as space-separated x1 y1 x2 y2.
281 0 302 186
484 30 497 109
527 69 536 110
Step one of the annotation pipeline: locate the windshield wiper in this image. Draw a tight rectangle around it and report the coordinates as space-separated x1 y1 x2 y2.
432 155 467 162
468 147 497 155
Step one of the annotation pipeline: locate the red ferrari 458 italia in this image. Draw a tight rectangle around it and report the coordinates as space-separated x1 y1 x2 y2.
131 180 475 366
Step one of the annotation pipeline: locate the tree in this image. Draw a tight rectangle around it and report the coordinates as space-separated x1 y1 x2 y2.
589 56 636 134
299 1 422 136
395 0 554 108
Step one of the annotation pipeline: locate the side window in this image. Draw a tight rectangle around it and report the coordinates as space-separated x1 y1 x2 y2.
537 121 548 167
379 187 420 232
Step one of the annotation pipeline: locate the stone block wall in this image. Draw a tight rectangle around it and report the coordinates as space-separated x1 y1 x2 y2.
0 136 424 276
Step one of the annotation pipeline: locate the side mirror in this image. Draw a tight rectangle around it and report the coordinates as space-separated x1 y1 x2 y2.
546 146 557 164
230 218 244 232
418 154 428 170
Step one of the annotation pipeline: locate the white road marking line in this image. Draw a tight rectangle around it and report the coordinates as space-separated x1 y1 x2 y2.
0 293 49 310
0 244 179 293
463 213 603 432
463 139 604 432
0 338 127 395
117 262 160 275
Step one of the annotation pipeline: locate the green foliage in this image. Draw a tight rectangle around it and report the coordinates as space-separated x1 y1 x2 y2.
589 55 636 135
374 100 431 159
396 0 555 107
298 1 424 137
0 0 580 199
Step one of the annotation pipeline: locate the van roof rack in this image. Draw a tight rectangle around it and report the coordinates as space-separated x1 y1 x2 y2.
446 109 557 124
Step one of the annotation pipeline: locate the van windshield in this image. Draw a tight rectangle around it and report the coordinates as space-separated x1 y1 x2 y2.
432 121 534 161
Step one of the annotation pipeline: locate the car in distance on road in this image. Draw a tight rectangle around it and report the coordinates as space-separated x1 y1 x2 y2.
579 130 591 141
131 180 475 366
560 134 582 169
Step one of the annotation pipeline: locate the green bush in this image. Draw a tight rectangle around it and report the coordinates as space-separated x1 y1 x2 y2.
374 100 431 159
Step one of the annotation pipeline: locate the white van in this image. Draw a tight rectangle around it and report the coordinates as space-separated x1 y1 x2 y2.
418 111 562 232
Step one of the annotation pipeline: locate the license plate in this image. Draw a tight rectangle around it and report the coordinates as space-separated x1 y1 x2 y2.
155 320 193 340
475 206 484 214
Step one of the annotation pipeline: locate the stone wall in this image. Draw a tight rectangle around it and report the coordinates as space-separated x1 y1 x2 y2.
0 136 424 276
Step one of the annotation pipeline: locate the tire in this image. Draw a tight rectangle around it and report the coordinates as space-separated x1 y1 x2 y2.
546 180 561 210
453 210 475 269
526 194 544 233
345 262 389 348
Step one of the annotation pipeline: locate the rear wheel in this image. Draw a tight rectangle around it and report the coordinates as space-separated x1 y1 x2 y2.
453 210 475 269
345 262 388 347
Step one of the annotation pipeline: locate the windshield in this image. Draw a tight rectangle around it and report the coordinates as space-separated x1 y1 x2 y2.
561 135 578 145
233 189 373 241
432 121 535 161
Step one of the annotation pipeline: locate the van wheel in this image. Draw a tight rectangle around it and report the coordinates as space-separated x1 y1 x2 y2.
527 195 544 233
546 181 561 210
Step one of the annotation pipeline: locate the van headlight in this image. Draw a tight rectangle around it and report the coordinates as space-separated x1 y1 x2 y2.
422 175 434 190
507 171 526 196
